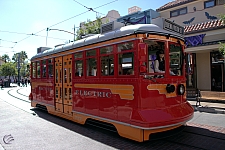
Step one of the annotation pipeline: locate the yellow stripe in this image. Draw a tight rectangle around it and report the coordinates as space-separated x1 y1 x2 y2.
147 84 177 98
32 82 53 89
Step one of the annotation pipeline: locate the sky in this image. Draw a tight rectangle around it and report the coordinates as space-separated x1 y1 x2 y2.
0 0 173 60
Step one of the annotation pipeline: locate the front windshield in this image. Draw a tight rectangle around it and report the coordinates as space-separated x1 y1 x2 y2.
169 43 183 76
143 39 183 77
144 39 165 74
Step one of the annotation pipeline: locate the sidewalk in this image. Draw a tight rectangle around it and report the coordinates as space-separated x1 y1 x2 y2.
188 100 225 114
187 97 225 104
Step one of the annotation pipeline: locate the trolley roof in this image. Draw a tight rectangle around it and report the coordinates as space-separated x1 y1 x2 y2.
31 24 184 60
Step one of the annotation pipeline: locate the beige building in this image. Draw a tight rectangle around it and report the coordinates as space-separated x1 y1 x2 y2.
156 0 225 97
79 10 120 30
128 6 142 14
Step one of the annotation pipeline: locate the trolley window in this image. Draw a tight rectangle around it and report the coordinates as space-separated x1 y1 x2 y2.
118 52 134 75
37 61 41 78
117 41 135 76
48 59 53 78
169 43 183 76
86 49 97 77
117 41 134 52
100 46 114 76
74 52 83 77
32 62 36 78
42 60 47 78
145 40 165 74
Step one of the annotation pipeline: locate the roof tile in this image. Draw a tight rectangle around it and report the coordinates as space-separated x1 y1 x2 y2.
184 19 225 34
157 0 195 11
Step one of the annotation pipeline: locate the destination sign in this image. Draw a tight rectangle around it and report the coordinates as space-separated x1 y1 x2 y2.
163 19 184 35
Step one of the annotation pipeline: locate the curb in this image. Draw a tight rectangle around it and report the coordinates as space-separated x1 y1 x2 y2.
187 98 225 104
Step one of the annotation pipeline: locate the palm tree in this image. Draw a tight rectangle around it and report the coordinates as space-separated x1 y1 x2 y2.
11 51 28 80
1 54 10 63
12 51 28 63
20 51 28 62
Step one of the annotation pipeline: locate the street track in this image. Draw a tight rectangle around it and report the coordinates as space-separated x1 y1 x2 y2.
4 87 34 115
17 88 29 98
7 88 30 103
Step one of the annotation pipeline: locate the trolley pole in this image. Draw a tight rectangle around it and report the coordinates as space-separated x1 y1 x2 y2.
46 28 49 46
73 25 76 41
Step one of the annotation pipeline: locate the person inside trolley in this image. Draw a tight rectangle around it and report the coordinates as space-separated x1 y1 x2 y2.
154 50 175 76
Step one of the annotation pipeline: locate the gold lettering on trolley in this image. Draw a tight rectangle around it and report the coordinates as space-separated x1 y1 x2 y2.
74 84 134 100
75 90 112 98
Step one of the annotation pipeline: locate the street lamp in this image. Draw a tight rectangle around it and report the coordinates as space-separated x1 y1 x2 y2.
72 25 80 41
17 53 21 86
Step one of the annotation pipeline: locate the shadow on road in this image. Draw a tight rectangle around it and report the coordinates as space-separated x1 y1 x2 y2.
192 105 225 114
31 108 225 150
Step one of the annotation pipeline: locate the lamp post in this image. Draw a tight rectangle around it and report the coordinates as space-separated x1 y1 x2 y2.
72 25 80 41
46 28 49 46
17 53 21 86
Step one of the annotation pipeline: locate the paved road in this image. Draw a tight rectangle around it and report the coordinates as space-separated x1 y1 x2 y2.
1 86 225 150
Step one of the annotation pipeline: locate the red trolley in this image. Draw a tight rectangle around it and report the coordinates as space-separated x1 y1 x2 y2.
29 18 194 142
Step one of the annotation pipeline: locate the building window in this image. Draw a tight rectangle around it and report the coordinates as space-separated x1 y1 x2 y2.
170 7 187 17
204 0 215 8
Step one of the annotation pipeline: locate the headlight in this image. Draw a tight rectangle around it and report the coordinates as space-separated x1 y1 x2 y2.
166 84 175 93
177 84 185 95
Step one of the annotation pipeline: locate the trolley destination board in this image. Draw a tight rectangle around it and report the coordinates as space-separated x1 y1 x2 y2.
163 18 184 35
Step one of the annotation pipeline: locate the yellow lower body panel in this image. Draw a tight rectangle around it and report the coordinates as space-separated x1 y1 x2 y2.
31 101 183 142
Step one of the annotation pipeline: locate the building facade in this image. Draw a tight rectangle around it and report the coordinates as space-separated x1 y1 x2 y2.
79 10 121 29
157 0 225 96
128 6 142 14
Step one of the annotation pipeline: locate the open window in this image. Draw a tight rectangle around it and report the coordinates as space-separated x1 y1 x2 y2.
144 40 165 75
